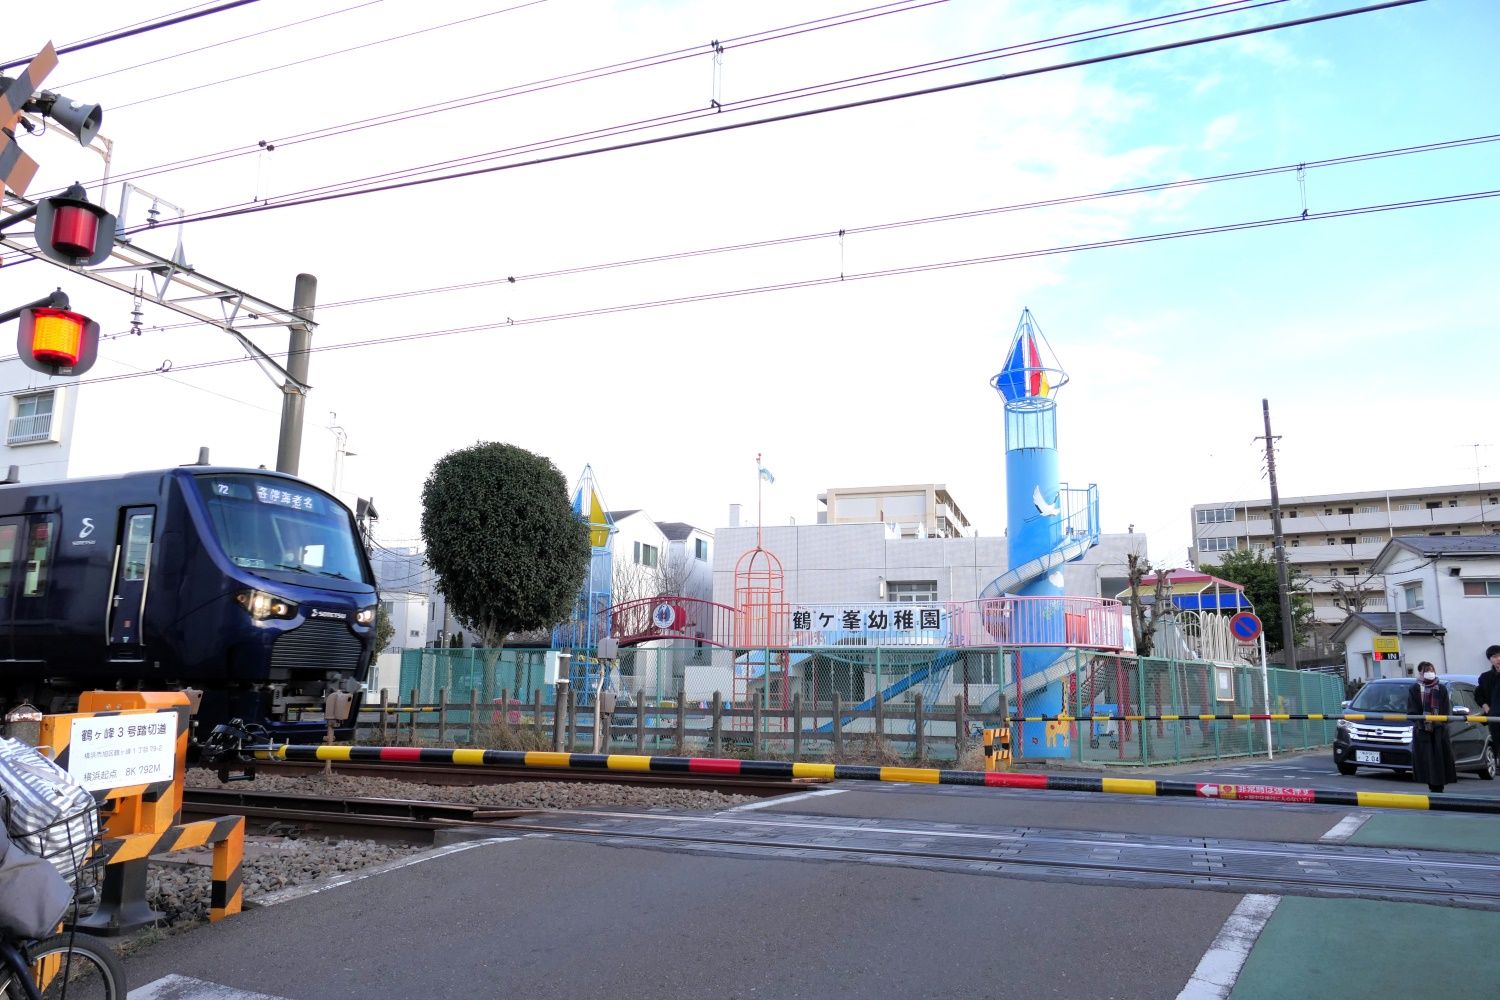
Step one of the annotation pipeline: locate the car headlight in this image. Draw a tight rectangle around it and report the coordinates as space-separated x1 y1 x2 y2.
235 589 298 620
355 606 376 626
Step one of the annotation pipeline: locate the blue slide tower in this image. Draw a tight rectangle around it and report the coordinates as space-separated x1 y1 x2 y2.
988 309 1095 759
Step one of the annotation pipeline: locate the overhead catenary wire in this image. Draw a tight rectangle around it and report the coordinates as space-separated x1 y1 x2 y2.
40 0 955 195
0 0 264 71
12 128 1485 342
52 0 386 89
5 182 1489 400
124 0 1431 234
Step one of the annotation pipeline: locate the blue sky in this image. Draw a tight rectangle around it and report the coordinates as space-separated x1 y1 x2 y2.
2 0 1495 569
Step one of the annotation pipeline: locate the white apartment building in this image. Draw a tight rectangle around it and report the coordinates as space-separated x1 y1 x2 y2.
818 484 974 539
0 380 79 483
1189 482 1500 636
609 510 713 605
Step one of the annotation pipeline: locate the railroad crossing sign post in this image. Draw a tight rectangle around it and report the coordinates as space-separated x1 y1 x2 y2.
0 42 59 196
1228 613 1272 761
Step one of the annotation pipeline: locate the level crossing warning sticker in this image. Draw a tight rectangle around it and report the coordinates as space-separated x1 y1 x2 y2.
67 711 177 791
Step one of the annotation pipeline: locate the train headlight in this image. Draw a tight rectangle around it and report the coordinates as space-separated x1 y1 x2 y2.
236 589 298 620
355 606 376 626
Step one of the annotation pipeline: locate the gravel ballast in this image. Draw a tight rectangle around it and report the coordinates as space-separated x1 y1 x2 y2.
141 771 763 930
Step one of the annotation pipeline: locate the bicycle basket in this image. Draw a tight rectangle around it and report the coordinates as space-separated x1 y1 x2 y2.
0 738 101 885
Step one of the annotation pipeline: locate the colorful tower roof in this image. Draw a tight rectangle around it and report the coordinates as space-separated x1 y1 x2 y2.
990 308 1069 407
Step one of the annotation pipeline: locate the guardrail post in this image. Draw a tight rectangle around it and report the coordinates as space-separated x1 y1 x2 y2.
438 687 448 745
469 689 479 744
379 688 389 744
832 691 843 758
675 689 686 755
914 691 925 761
636 689 645 753
711 691 723 757
792 692 803 759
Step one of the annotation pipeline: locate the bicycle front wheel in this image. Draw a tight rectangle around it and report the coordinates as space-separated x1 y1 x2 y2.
7 931 126 1000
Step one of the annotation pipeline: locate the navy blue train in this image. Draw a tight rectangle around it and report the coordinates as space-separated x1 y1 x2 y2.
0 465 377 740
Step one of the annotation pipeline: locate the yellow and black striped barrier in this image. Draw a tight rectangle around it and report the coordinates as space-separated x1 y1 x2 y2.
997 712 1496 724
37 692 245 932
254 743 1500 815
982 728 1011 771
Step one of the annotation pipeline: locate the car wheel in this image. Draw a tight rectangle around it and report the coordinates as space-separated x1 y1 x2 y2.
1336 760 1357 776
1478 743 1496 781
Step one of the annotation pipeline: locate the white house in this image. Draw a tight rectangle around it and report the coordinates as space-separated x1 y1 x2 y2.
1333 536 1500 681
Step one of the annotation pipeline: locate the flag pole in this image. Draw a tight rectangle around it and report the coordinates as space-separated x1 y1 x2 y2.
756 452 763 549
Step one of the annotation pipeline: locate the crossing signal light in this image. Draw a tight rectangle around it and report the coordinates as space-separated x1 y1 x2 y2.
34 185 115 266
18 306 98 376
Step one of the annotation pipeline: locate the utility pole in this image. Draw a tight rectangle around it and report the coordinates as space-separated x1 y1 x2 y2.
1259 399 1297 669
275 273 317 475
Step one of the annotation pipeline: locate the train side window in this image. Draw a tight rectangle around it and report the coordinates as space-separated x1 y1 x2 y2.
22 517 54 597
123 511 154 581
0 521 18 598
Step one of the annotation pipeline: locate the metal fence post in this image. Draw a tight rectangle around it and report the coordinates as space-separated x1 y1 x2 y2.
407 687 418 746
792 692 803 760
636 689 646 753
711 691 723 757
567 685 578 750
438 687 448 745
379 689 389 745
955 694 967 760
914 691 925 762
675 689 686 755
469 689 479 745
832 691 843 758
552 688 565 751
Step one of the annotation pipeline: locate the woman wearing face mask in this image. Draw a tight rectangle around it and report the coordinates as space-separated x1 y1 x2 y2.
1406 661 1458 793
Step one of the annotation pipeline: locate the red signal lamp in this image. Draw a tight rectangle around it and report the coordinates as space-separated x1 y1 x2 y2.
18 305 98 376
33 184 116 267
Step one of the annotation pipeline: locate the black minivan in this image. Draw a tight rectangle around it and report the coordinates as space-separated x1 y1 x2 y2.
1332 675 1496 780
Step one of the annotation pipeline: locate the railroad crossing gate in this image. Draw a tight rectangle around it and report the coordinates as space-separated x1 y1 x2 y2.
38 691 245 932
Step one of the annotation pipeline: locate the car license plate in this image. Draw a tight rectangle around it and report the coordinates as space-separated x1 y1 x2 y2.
1355 750 1381 764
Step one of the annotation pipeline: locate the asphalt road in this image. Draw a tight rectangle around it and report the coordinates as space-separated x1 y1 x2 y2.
122 753 1500 999
1151 748 1500 798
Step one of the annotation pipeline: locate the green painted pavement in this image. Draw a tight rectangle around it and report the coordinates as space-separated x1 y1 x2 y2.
1350 812 1500 853
1230 896 1500 998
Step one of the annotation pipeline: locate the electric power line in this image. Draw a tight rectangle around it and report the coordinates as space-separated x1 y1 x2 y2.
0 1 264 71
131 0 1430 234
6 181 1487 400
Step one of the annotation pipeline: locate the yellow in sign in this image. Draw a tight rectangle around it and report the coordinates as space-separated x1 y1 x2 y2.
1373 636 1401 654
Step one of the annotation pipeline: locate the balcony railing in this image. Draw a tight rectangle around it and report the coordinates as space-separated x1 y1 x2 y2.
6 411 53 445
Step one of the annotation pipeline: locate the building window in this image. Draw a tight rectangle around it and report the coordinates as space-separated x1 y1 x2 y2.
1285 510 1298 518
1448 499 1459 507
1195 507 1236 525
7 390 55 446
1426 501 1442 510
1247 512 1267 520
633 541 658 567
1250 542 1268 551
694 538 708 561
1343 567 1358 576
1360 536 1380 544
1199 537 1236 553
887 580 938 602
1462 580 1500 597
1401 582 1424 610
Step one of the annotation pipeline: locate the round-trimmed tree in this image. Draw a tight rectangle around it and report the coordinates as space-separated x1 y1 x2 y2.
420 442 589 650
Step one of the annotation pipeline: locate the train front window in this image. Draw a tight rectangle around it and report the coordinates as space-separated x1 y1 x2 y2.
195 475 371 587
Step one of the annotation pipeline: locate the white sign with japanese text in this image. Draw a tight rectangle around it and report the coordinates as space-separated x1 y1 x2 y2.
67 712 178 791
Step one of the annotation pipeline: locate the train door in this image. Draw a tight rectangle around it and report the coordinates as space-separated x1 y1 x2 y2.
107 506 155 660
0 518 20 659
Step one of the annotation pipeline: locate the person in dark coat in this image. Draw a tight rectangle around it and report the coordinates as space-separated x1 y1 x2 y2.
1476 644 1500 753
1407 662 1458 793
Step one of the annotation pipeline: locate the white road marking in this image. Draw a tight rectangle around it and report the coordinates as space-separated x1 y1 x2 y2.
1320 812 1373 843
1176 894 1281 999
130 974 293 999
253 837 518 907
724 788 847 811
